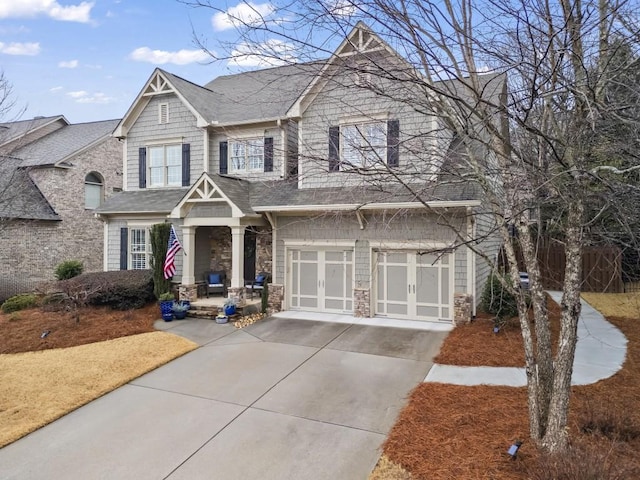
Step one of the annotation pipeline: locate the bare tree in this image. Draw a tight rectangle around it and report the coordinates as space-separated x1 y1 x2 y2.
184 0 640 452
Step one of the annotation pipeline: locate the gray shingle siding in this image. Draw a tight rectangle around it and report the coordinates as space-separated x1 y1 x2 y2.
274 211 467 294
474 207 502 304
208 125 285 181
126 94 203 191
298 52 446 190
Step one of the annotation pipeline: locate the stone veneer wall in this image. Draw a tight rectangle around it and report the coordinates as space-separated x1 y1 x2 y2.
353 288 371 318
208 227 232 273
179 284 198 302
453 293 472 325
255 227 272 275
267 284 284 315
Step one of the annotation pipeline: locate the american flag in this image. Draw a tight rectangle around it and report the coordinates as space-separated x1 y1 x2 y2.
163 225 182 279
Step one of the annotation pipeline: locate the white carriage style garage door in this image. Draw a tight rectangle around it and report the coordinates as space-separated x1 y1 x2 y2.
288 249 353 313
375 250 453 321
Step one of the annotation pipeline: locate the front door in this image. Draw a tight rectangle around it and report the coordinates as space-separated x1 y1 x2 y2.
375 251 452 321
244 229 256 282
288 249 353 313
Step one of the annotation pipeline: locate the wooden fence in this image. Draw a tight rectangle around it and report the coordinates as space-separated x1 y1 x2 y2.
502 238 623 293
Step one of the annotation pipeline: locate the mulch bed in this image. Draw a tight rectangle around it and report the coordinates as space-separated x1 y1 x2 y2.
435 296 561 367
0 304 158 354
381 315 640 479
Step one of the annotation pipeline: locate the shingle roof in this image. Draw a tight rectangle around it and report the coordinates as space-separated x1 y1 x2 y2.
97 176 480 218
249 180 481 208
96 188 189 214
161 62 322 125
0 115 67 148
0 159 59 221
13 119 120 167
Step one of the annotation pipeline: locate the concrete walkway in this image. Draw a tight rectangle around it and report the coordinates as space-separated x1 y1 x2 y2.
0 316 447 480
425 291 628 386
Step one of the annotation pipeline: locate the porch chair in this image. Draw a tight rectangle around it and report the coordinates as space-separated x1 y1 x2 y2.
205 270 227 298
245 272 270 299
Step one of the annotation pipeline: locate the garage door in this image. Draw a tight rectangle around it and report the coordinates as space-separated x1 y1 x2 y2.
375 251 452 321
288 249 353 313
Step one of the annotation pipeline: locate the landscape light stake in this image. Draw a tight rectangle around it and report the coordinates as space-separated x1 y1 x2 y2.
507 440 523 460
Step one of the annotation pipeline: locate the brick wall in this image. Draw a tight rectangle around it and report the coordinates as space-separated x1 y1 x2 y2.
0 136 122 295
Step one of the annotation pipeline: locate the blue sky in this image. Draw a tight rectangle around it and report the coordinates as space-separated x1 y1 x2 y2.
0 0 295 123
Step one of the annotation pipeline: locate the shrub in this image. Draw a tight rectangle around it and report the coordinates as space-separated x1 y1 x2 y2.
480 272 519 320
524 442 639 480
150 223 172 299
55 260 84 280
56 270 154 310
1 293 39 313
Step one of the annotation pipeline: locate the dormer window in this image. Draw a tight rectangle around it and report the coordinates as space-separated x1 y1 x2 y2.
158 103 169 124
342 122 387 168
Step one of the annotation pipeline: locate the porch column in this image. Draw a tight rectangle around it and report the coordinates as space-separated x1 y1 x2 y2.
181 225 196 285
230 226 245 289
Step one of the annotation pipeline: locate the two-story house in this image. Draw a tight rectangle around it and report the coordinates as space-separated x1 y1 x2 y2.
97 23 504 324
0 115 122 301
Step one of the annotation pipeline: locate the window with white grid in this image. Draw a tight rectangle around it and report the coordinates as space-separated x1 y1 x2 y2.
148 144 181 187
129 228 150 270
230 139 264 172
342 122 386 168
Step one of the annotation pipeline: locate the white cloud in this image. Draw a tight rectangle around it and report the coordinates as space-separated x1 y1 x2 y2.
0 41 40 55
58 59 78 68
50 86 63 92
128 47 209 65
212 2 274 31
229 39 295 67
66 90 114 104
323 0 357 17
0 0 94 23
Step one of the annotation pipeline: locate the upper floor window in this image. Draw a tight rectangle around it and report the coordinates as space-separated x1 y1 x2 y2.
230 139 264 172
148 144 181 187
342 122 387 168
129 227 151 270
328 119 399 172
84 171 103 209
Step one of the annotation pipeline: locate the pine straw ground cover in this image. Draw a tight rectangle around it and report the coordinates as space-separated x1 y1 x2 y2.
373 295 640 479
0 303 198 448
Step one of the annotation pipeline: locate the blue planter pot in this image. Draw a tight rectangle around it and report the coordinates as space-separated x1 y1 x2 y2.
160 301 174 322
224 304 236 316
173 310 187 320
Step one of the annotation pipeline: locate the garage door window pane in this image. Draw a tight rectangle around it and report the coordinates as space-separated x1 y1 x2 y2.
441 267 450 304
301 251 317 261
300 263 317 295
387 266 408 302
418 253 437 265
377 265 385 301
325 251 343 262
387 253 406 264
442 307 450 318
416 266 438 303
417 306 439 317
325 264 344 298
388 303 408 315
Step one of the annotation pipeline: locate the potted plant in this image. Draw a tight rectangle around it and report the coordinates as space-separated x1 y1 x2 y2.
171 301 189 320
158 292 175 321
223 297 237 316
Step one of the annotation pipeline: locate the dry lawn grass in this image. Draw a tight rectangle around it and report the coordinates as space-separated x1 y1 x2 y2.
582 292 640 319
374 296 640 479
0 303 198 448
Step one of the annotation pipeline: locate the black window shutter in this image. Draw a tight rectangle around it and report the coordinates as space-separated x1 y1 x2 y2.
387 119 400 167
120 228 128 270
264 137 273 172
182 143 191 186
138 147 147 188
219 141 228 174
328 126 340 172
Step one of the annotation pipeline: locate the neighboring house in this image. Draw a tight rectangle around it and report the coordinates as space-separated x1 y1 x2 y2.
97 23 505 324
0 115 122 300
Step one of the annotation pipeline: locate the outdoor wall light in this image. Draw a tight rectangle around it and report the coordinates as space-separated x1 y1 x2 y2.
507 440 523 459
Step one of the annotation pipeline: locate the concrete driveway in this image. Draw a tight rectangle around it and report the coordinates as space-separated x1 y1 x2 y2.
0 316 447 480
